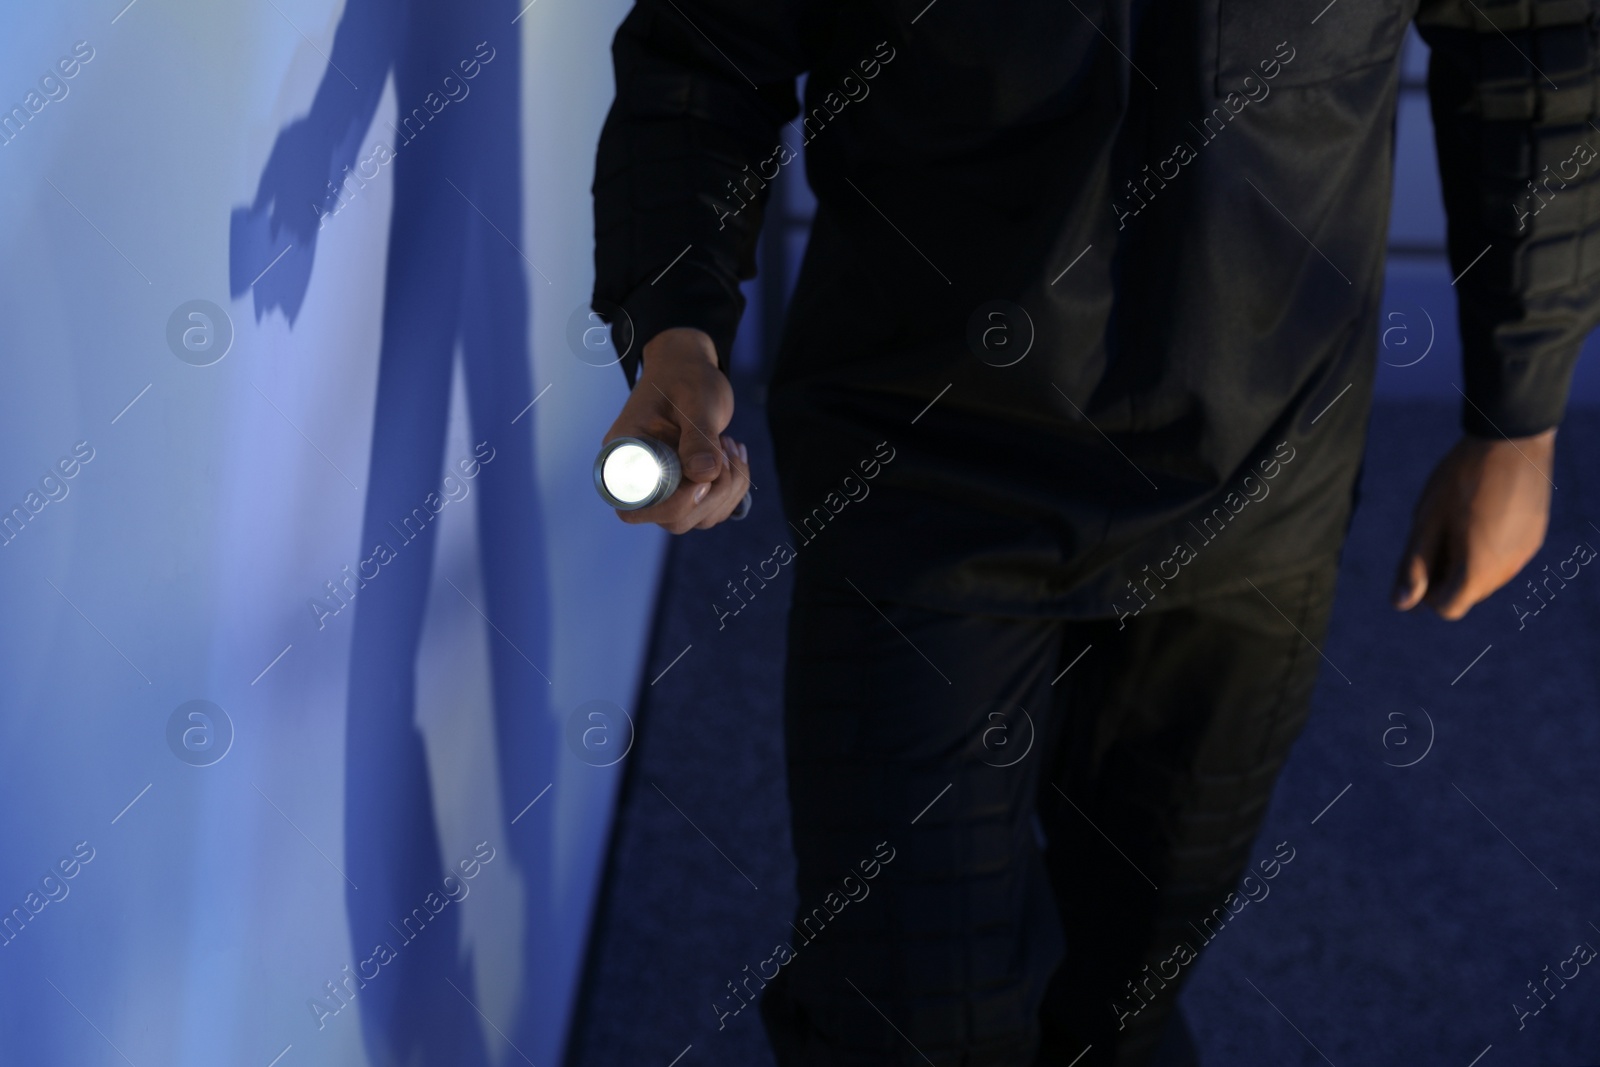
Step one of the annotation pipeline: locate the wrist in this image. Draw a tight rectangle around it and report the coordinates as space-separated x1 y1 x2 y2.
640 327 719 378
1460 426 1555 450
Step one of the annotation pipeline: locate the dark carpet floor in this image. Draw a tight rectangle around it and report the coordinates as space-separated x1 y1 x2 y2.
566 388 1600 1067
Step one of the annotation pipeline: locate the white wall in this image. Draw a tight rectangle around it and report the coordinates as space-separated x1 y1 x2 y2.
0 1 654 1064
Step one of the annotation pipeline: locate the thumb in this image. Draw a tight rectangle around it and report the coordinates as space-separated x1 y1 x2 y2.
1392 512 1438 611
660 390 726 484
679 432 722 482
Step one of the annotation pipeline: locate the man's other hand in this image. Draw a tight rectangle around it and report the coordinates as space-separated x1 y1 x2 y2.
1391 429 1557 619
601 327 750 534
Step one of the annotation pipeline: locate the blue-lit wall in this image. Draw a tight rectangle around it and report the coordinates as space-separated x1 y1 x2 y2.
0 2 654 1066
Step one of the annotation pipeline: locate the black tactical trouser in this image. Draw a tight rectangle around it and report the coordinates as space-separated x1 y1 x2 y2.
759 556 1340 1066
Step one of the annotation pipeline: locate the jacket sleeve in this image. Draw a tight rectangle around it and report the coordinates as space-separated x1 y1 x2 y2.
591 0 818 387
1416 0 1600 438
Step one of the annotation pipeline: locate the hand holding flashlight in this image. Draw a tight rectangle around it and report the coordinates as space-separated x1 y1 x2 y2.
596 434 752 520
596 328 753 533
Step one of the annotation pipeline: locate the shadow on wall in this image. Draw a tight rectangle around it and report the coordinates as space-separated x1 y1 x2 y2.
229 1 556 1064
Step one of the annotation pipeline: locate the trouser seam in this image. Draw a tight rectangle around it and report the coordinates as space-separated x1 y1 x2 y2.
1250 566 1324 771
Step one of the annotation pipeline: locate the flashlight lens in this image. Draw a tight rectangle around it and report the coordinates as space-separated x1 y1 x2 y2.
602 442 664 504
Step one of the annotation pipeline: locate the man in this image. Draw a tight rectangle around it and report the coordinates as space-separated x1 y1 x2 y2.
591 1 1590 1063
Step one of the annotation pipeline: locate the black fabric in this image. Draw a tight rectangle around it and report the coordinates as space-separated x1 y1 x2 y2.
593 0 1600 617
755 556 1341 1066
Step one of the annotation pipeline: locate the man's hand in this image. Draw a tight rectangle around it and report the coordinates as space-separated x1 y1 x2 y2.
601 327 751 534
256 117 336 252
1391 428 1557 619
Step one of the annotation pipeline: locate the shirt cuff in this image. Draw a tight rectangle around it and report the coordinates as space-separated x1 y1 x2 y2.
607 259 743 389
1458 331 1581 439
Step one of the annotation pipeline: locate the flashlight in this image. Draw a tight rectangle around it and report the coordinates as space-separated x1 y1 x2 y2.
594 435 751 520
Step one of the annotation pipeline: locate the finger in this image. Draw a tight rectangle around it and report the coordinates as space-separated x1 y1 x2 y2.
1392 552 1430 611
1391 514 1435 610
614 475 713 531
693 437 751 529
1425 563 1473 619
667 401 731 485
1421 531 1472 619
1423 542 1475 620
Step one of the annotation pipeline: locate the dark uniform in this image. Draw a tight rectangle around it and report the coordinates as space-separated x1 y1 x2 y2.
592 1 1597 1063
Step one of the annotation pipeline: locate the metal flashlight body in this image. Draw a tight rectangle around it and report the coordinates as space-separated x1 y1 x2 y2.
594 434 751 519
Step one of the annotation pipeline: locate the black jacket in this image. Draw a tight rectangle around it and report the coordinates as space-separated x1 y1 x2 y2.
592 0 1599 618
